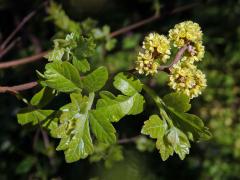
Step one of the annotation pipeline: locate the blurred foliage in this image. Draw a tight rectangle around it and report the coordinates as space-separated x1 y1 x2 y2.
1 0 240 179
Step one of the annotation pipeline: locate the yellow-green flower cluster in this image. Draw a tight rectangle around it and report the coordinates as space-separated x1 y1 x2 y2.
135 32 171 75
143 33 171 63
135 51 158 75
169 21 202 47
168 59 207 99
169 21 204 63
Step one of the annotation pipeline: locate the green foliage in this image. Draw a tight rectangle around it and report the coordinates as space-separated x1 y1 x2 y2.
82 66 108 92
5 1 217 178
90 143 124 168
47 1 80 33
42 61 82 93
141 90 211 160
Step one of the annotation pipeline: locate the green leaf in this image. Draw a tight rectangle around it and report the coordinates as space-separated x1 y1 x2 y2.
30 87 55 108
89 110 116 144
166 127 190 160
141 115 166 139
113 73 142 96
135 136 155 152
104 145 123 168
122 34 141 50
90 143 123 168
166 107 212 141
141 114 190 161
74 36 96 58
163 93 191 112
83 66 108 92
47 48 65 62
47 1 81 33
156 136 174 161
95 91 144 122
53 93 94 163
17 108 54 126
72 57 90 73
16 156 36 174
105 38 117 51
43 61 82 92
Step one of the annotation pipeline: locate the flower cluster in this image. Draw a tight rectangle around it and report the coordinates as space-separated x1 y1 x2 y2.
168 21 207 98
135 21 207 98
169 21 204 63
168 59 207 99
135 51 159 75
135 32 171 75
169 21 202 48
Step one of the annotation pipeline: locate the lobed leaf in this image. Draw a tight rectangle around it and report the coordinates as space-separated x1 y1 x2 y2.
83 66 108 92
43 61 82 92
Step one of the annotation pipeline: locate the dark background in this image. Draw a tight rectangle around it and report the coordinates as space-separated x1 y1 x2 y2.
1 0 240 179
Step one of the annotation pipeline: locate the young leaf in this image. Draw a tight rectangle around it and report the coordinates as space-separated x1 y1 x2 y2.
47 1 81 33
89 110 116 144
30 87 55 108
141 115 166 139
113 73 142 96
72 57 90 73
83 66 108 92
166 107 211 141
163 93 191 112
43 61 82 92
95 91 144 122
166 127 190 160
141 114 191 161
52 93 94 163
17 109 54 125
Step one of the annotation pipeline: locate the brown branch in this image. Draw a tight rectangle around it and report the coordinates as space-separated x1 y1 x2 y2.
0 1 48 50
0 2 198 70
159 44 189 73
118 136 139 144
0 51 48 69
110 15 160 38
0 81 38 94
110 2 199 38
0 38 20 59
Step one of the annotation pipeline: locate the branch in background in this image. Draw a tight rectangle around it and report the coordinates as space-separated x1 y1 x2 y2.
118 136 139 144
0 38 20 59
110 2 199 38
0 51 48 69
0 45 188 94
0 2 199 70
0 2 199 94
0 1 49 58
0 1 48 49
0 81 38 94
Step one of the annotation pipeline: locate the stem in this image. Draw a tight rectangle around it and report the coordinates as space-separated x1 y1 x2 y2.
118 136 139 144
87 92 95 111
142 85 165 109
0 1 48 50
110 3 199 37
0 81 38 94
0 51 48 69
159 44 189 72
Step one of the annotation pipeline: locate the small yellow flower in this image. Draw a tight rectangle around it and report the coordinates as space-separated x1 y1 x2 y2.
168 60 207 98
143 32 171 63
135 51 159 76
169 21 203 48
179 42 205 63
